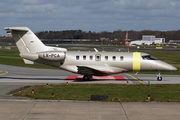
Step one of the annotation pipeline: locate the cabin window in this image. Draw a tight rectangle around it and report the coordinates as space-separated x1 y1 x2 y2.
112 56 116 61
120 56 124 61
105 56 108 60
90 55 93 60
95 54 101 61
76 56 79 60
83 55 86 60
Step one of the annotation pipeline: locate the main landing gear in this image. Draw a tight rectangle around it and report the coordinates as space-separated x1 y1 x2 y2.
83 75 93 81
157 73 162 81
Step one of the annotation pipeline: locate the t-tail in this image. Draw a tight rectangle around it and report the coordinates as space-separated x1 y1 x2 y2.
4 27 67 65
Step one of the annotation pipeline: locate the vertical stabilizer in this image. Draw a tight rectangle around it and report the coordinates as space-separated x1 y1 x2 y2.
4 27 48 54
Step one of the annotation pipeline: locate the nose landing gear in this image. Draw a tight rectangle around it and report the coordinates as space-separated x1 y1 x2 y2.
157 73 162 81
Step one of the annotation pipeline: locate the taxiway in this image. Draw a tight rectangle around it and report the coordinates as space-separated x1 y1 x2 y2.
0 64 180 120
0 64 179 95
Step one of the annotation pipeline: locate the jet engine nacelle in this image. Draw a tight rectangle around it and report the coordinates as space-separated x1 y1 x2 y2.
38 51 66 61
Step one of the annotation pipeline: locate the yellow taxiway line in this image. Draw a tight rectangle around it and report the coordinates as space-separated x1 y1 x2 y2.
124 73 146 84
0 70 8 76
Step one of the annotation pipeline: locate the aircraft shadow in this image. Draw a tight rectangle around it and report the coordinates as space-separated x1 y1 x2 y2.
71 78 127 82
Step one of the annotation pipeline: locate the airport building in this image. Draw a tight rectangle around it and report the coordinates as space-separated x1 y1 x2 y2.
130 35 165 46
168 40 180 45
5 31 12 37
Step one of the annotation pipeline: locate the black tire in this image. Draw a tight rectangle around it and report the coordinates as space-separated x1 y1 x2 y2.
83 75 89 80
83 75 93 81
157 76 162 81
88 75 93 80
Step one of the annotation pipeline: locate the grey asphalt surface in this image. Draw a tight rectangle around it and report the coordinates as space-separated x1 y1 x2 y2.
0 64 179 95
1 100 180 120
0 64 180 120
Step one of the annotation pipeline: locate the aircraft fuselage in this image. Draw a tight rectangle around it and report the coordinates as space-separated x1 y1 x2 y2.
24 51 176 76
60 51 176 75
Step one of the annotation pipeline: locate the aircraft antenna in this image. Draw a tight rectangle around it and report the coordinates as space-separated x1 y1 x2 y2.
94 48 98 52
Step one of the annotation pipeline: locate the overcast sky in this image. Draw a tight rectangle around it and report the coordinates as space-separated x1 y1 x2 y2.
1 0 180 36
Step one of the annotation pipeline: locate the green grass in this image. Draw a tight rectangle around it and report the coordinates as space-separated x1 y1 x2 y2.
0 47 179 74
0 49 56 69
13 84 180 102
2 46 180 102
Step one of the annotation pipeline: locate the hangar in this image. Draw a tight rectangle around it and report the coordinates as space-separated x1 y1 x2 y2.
131 35 165 46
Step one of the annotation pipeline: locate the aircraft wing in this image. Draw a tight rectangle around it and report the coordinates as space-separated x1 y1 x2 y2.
77 66 109 76
77 65 127 76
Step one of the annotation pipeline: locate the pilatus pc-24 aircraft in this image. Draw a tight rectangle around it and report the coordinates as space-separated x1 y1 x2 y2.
4 27 177 81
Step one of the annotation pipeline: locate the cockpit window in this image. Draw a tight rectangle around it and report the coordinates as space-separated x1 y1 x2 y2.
142 55 158 60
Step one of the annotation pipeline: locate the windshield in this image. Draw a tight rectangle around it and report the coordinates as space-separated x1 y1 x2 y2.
142 55 158 60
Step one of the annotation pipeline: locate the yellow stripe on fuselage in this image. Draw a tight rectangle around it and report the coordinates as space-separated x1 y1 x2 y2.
133 52 141 71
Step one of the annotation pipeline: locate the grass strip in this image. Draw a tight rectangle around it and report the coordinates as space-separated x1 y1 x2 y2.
0 49 180 74
0 49 56 69
13 84 180 102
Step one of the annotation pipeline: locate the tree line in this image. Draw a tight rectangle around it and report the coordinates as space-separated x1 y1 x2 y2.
36 29 180 42
1 29 180 43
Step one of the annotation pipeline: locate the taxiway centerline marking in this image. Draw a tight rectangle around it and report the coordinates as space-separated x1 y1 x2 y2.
0 70 8 76
124 73 146 84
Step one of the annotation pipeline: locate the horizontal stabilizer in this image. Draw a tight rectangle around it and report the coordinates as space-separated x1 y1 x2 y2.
23 59 42 65
23 59 35 64
4 27 28 32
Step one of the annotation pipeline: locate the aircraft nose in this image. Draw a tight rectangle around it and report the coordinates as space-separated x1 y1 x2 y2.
171 66 177 71
156 61 177 71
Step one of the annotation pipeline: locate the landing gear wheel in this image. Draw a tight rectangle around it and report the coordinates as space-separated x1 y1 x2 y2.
83 75 89 80
157 76 162 81
88 75 93 80
83 75 93 81
157 73 162 81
